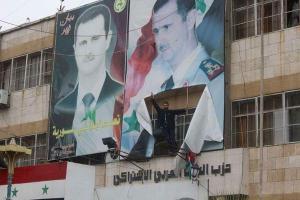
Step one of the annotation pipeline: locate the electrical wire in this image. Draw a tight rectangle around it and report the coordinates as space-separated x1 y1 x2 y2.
46 36 154 57
2 0 31 20
0 7 179 58
0 8 178 38
0 30 154 59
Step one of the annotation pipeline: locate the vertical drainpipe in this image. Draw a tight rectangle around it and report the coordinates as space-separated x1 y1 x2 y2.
224 0 232 149
24 54 29 89
259 0 265 200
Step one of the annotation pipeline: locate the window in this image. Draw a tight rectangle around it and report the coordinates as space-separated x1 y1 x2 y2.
151 109 194 156
261 94 284 145
11 56 26 91
231 90 300 148
232 0 294 40
232 99 257 148
0 61 11 90
175 111 193 145
284 0 300 28
257 0 281 34
26 53 41 88
286 91 300 142
0 133 48 167
41 49 53 85
232 0 255 40
2 49 53 91
36 133 48 164
19 135 36 166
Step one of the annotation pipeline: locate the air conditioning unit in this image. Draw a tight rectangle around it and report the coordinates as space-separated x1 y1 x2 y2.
0 89 9 108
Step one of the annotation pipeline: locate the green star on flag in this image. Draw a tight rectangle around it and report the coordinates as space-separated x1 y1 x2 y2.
12 187 18 197
42 184 49 194
124 110 140 133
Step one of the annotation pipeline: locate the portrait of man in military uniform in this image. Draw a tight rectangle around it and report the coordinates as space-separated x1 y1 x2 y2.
122 0 224 158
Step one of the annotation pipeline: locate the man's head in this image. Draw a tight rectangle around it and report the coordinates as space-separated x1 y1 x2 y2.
162 101 169 110
73 5 117 76
152 0 197 66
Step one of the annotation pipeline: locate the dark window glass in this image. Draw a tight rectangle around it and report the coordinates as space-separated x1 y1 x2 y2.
288 108 300 124
0 61 11 90
263 129 274 145
248 115 256 131
234 0 247 9
12 57 26 91
284 0 300 28
286 91 300 107
289 125 300 142
248 131 257 147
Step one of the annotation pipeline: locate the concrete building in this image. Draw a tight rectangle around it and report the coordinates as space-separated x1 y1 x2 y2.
0 0 299 199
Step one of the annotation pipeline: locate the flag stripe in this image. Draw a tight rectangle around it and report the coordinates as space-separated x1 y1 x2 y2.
0 162 67 185
0 180 65 200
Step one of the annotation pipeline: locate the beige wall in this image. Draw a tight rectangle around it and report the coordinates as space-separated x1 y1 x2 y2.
0 85 50 138
248 144 300 200
0 18 54 138
230 26 300 199
230 26 300 100
0 18 55 61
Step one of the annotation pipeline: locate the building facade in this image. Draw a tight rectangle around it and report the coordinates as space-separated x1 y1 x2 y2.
0 0 300 199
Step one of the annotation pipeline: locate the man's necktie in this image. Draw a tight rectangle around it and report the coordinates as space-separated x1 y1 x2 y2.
82 93 95 122
161 75 174 91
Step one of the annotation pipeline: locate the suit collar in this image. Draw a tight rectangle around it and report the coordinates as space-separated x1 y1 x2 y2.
54 72 123 115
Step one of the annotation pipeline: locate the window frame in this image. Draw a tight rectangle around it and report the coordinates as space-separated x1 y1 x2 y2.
232 0 300 41
26 53 41 88
231 90 300 148
0 48 53 92
0 60 12 90
0 133 48 167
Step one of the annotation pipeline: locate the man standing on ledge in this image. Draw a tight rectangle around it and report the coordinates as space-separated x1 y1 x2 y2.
151 95 185 153
53 4 123 156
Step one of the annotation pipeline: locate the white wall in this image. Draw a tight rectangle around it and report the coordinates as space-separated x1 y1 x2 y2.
97 148 248 197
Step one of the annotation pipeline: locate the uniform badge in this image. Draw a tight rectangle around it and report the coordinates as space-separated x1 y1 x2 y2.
199 58 224 80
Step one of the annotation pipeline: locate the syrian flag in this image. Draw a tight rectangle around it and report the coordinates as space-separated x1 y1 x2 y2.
0 162 95 200
136 99 153 135
174 86 223 172
184 86 223 153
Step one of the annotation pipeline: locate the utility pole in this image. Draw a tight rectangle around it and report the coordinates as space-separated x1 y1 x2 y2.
0 138 31 200
259 0 265 200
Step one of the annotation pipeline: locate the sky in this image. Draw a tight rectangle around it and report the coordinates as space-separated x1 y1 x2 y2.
0 0 97 31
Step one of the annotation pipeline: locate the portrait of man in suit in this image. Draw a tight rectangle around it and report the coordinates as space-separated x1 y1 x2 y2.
52 4 123 157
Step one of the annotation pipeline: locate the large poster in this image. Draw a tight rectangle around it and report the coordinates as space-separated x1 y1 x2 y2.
121 0 224 158
49 0 128 158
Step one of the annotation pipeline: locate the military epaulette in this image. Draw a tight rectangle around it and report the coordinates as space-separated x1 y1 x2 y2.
199 58 224 80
